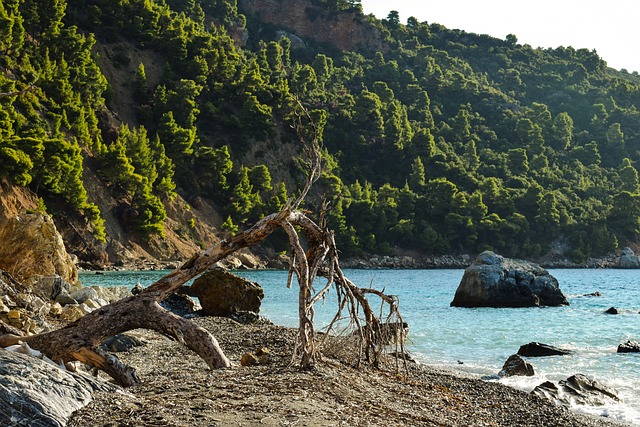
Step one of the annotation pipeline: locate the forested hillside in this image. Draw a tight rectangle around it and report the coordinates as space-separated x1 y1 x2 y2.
2 0 640 265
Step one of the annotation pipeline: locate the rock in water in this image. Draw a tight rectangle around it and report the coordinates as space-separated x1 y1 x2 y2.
617 340 640 353
0 350 119 426
499 354 535 377
517 342 572 357
532 374 620 407
450 251 568 307
191 268 264 317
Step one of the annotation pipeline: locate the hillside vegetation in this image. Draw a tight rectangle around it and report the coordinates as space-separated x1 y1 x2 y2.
2 0 640 265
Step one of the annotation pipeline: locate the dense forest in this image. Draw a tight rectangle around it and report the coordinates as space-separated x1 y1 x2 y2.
2 0 640 263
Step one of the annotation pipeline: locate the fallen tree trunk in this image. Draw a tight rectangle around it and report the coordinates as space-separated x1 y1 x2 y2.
1 209 290 386
0 207 405 386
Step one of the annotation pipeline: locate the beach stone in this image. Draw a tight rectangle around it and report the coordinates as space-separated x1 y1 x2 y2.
617 340 640 353
240 347 271 366
32 275 72 300
2 294 16 307
160 293 201 317
101 334 145 352
517 342 572 357
230 310 261 324
19 293 50 317
55 290 78 306
192 268 264 317
60 304 88 322
240 352 260 366
450 251 568 308
107 286 132 302
255 347 271 364
499 354 535 377
7 309 20 320
532 374 620 407
70 287 101 304
49 302 63 316
0 349 119 426
83 298 105 311
82 286 131 304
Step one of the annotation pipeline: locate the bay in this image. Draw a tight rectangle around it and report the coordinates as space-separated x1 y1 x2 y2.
80 268 640 425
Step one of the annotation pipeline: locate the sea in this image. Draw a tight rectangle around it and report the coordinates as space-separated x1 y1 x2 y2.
79 268 640 425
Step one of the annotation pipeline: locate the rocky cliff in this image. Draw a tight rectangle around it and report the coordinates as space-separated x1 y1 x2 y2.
0 180 78 284
239 0 385 52
0 214 78 285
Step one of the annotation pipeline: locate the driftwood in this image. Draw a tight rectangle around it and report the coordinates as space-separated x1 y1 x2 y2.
0 98 405 386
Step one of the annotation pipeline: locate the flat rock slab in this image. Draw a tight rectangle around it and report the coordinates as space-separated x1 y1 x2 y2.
0 350 119 426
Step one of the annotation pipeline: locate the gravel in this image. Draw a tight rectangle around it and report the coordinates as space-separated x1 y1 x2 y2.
68 317 628 427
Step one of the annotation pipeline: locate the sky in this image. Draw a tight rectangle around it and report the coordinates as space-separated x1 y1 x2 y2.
360 0 640 73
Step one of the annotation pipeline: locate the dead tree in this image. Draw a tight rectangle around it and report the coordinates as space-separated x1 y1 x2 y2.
0 98 405 386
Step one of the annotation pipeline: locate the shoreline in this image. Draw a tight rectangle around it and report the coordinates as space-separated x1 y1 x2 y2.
79 252 620 273
68 317 628 427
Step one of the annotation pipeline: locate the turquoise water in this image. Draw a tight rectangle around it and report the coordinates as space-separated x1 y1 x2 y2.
80 268 640 424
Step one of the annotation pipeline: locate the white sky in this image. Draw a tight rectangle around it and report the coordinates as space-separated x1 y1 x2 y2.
360 0 640 73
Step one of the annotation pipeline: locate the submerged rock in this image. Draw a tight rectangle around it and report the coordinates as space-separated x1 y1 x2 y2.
532 374 620 407
517 342 572 357
605 307 619 315
450 251 568 308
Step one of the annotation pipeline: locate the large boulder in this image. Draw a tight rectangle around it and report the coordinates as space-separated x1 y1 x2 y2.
498 354 535 377
32 275 74 300
191 269 264 317
618 247 640 268
0 214 78 286
450 251 569 308
0 348 119 426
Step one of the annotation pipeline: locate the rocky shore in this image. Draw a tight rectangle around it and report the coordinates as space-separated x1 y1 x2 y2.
81 252 620 272
314 254 619 270
67 317 626 427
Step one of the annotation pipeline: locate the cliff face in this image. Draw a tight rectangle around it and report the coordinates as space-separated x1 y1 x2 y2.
239 0 385 52
0 214 78 285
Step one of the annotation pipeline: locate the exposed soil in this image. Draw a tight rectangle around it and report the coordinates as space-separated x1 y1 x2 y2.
68 317 626 427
